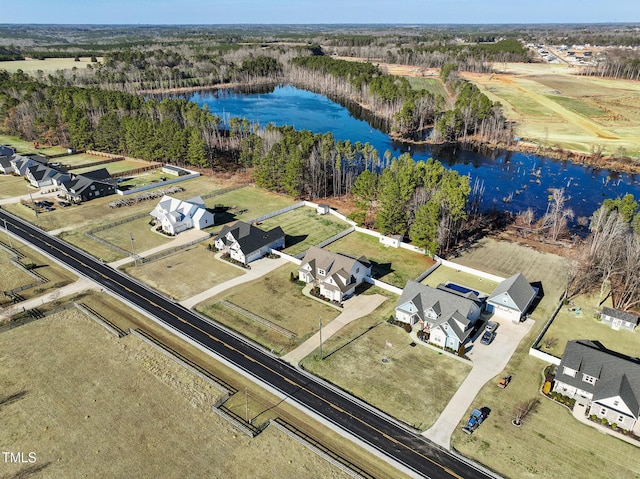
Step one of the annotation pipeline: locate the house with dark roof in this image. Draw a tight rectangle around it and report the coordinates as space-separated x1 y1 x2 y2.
486 273 536 322
553 340 640 433
10 154 48 177
26 163 70 188
214 221 285 264
600 307 639 332
298 246 371 302
60 169 117 202
0 146 16 174
396 280 482 351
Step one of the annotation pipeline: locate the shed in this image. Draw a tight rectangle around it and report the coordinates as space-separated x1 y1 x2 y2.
600 307 639 331
316 204 330 215
379 234 402 248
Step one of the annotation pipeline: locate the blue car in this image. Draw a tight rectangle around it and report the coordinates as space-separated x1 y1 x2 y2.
481 330 496 345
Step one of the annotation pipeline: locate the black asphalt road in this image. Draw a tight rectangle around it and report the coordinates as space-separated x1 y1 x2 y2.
1 208 496 479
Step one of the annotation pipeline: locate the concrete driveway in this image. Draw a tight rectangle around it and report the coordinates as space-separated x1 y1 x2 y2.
421 314 534 449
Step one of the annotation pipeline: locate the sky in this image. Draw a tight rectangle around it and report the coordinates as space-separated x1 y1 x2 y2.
3 0 639 24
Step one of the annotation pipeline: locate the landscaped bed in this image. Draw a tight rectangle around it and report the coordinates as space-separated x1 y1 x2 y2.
122 243 244 301
301 289 471 430
258 207 350 256
324 231 435 288
196 264 340 354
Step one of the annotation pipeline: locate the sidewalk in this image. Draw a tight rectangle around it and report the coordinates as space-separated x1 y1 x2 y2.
179 254 290 309
281 293 387 365
0 277 100 321
421 315 534 449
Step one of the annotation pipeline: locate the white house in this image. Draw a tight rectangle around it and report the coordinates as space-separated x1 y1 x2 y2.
298 246 371 302
553 340 640 434
600 307 639 331
396 280 482 351
150 195 214 235
486 273 536 322
214 221 285 264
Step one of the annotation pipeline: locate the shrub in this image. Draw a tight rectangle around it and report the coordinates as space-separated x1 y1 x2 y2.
403 323 412 333
590 414 597 420
611 423 617 429
601 418 609 425
543 381 551 395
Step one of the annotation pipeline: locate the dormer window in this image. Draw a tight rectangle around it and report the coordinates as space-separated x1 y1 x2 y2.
563 366 576 378
318 269 325 276
582 374 597 385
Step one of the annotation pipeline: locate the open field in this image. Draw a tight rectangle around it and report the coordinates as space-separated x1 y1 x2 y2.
540 292 639 359
406 77 452 106
302 288 471 429
451 236 568 320
461 64 640 156
55 152 112 168
69 158 152 176
122 243 244 301
0 236 76 302
0 309 353 479
115 169 171 189
197 264 341 354
0 134 68 156
0 174 29 199
421 265 498 296
258 207 350 256
446 237 640 479
0 57 100 72
324 231 435 288
93 216 171 255
203 186 297 225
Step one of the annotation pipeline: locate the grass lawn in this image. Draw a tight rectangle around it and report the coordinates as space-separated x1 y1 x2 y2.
196 264 340 354
324 231 435 288
0 174 30 199
0 247 35 293
451 237 568 320
421 265 498 296
0 134 68 156
122 243 243 301
302 288 471 429
451 351 640 479
56 152 113 168
540 292 639 359
72 160 157 177
93 216 171 255
547 95 608 117
258 207 350 256
203 186 297 226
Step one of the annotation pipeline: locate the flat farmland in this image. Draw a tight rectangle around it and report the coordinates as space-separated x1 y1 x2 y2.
0 310 352 479
203 186 297 225
197 264 340 354
324 231 435 288
122 243 243 301
258 207 350 256
0 174 29 199
301 290 471 429
0 57 100 72
462 64 640 156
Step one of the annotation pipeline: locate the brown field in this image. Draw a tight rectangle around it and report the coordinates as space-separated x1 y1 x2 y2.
461 63 640 156
0 309 354 479
122 243 243 301
197 264 340 354
0 57 100 73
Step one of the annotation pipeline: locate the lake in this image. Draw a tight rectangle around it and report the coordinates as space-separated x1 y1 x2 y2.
188 84 640 220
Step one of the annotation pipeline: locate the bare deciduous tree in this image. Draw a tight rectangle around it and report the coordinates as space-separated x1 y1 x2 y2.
513 398 539 426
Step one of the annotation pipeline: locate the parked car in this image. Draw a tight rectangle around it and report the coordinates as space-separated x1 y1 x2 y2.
481 330 496 345
485 320 498 332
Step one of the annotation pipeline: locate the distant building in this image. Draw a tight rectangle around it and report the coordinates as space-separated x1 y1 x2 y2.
600 307 639 332
161 164 190 177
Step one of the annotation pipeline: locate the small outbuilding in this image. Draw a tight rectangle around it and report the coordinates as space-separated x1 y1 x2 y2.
379 234 402 248
600 307 639 331
486 273 536 322
316 204 330 215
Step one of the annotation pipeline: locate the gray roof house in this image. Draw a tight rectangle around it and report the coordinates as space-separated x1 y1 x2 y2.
396 280 482 352
298 246 371 302
600 307 639 332
10 154 48 177
26 163 70 188
0 146 16 174
486 273 536 322
553 340 640 434
60 169 117 202
214 221 285 264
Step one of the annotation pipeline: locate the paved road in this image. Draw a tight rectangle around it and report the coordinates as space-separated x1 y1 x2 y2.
0 208 497 479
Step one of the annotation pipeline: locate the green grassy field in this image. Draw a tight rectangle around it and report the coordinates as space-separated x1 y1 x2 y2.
302 289 471 429
70 159 152 176
540 293 639 359
114 169 169 189
56 152 111 168
0 134 68 156
0 247 35 294
421 265 498 296
93 216 171 255
122 243 243 301
0 57 99 72
324 231 435 288
406 77 451 105
203 186 297 226
258 207 350 256
0 174 30 199
547 95 608 117
197 264 340 354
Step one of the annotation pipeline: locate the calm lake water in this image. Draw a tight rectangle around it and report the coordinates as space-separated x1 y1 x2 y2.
188 84 640 220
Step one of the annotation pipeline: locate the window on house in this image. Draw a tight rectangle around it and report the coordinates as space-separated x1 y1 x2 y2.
562 367 576 378
614 400 619 406
618 415 625 422
356 267 359 273
318 269 325 276
582 374 597 385
600 408 606 415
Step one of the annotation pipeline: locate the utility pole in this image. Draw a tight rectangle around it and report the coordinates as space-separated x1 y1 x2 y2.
318 317 323 360
245 387 248 422
3 218 12 249
27 186 37 218
130 233 137 266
